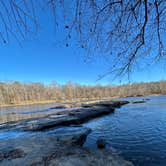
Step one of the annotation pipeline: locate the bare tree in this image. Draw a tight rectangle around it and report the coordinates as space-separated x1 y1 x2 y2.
0 0 165 77
1 80 166 105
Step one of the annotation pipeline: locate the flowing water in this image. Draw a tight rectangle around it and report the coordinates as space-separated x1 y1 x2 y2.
0 96 166 165
0 103 63 123
84 95 166 166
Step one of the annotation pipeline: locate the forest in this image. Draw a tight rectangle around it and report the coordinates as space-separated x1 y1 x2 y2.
0 80 165 106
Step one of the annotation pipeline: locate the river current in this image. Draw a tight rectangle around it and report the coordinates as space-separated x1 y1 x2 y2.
0 96 166 165
84 95 166 166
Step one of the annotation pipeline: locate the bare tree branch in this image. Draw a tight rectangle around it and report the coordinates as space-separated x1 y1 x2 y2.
0 0 165 78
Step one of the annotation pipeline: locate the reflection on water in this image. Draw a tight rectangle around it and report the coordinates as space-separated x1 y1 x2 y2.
84 95 166 166
1 96 166 166
0 130 31 140
0 103 62 124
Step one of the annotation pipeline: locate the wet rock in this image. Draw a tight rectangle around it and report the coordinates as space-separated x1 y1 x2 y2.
0 100 129 132
97 138 106 149
11 112 16 115
50 104 70 109
99 100 129 108
71 133 89 146
135 95 143 97
144 98 150 101
132 100 146 104
82 100 129 108
22 106 115 131
50 127 92 147
81 104 92 108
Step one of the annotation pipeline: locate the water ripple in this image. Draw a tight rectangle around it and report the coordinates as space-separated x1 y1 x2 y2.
84 95 166 166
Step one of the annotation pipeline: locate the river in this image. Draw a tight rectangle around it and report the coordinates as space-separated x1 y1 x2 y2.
0 95 166 166
84 95 166 166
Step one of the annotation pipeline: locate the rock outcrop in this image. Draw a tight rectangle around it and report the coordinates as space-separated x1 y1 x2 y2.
0 100 129 132
132 100 146 104
0 126 133 166
97 138 107 149
0 100 132 166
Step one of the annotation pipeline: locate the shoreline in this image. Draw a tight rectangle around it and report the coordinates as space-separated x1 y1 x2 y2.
0 100 129 131
0 97 118 108
0 126 133 166
0 100 58 108
0 94 163 108
0 100 133 165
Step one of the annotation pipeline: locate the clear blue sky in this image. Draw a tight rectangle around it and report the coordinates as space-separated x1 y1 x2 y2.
0 6 165 85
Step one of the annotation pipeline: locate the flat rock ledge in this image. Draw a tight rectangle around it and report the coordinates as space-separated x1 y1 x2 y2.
0 100 129 131
50 100 129 109
0 126 133 166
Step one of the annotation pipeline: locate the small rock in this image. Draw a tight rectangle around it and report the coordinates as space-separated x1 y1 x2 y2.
50 105 69 109
97 138 106 149
132 100 146 104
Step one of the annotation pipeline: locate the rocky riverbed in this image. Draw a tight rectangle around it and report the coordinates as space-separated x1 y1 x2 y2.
0 100 133 166
0 100 129 131
0 126 133 166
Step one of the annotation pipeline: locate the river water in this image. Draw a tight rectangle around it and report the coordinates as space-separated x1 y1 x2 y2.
84 95 166 166
0 103 62 123
0 96 166 166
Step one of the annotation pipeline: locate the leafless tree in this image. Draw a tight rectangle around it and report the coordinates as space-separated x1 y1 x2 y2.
0 80 166 105
0 0 165 77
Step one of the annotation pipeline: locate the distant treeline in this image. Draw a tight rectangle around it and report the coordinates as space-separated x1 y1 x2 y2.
0 81 166 105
